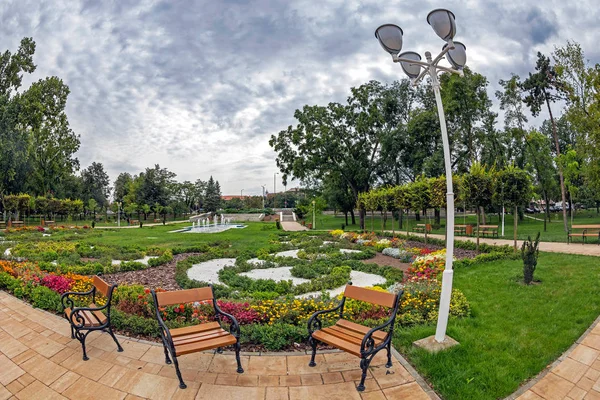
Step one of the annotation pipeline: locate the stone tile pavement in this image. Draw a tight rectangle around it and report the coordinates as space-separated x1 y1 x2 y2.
0 290 435 400
280 221 309 232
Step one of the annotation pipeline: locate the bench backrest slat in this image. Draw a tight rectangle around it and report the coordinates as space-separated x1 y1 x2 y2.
344 285 397 308
479 225 498 228
572 225 600 229
156 287 214 306
93 276 111 297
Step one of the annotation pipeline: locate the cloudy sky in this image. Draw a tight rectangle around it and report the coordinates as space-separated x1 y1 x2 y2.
2 0 599 196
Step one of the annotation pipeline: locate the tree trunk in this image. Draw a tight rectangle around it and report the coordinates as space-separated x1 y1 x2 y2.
434 209 441 225
544 192 549 232
371 211 374 232
351 210 356 225
399 209 403 230
546 95 568 232
415 211 420 221
514 205 518 251
480 206 487 224
359 209 365 230
476 208 480 251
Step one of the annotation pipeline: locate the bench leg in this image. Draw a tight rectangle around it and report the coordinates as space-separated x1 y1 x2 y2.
172 355 187 389
70 325 75 339
75 330 90 361
386 342 393 368
107 326 124 352
357 356 373 392
216 347 223 354
234 342 244 373
308 336 318 367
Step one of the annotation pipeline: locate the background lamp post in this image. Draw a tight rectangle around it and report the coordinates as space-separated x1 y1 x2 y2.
312 200 316 230
375 9 466 345
274 172 279 209
117 202 122 227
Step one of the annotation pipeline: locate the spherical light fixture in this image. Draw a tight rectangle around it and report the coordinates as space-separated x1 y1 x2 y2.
374 24 403 57
443 41 467 70
398 51 422 79
427 9 456 41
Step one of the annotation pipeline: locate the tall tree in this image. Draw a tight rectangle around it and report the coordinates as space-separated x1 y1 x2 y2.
204 176 221 212
136 165 176 212
81 162 110 207
19 76 80 196
0 38 36 215
496 165 533 250
496 75 528 168
521 52 568 232
270 80 401 229
113 172 133 203
462 162 494 250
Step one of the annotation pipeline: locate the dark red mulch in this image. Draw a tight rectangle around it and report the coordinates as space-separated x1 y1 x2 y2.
361 253 412 271
102 253 203 290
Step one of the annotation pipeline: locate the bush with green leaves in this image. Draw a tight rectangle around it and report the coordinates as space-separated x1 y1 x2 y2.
241 322 306 351
30 285 63 312
522 233 541 284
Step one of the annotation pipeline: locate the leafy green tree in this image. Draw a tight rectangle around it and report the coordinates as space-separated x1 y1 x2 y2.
270 81 404 229
81 162 110 207
497 165 533 250
496 75 528 168
136 165 176 214
204 176 222 212
19 76 80 195
557 147 584 225
521 52 568 232
88 199 98 220
322 172 357 226
113 173 133 203
462 163 494 250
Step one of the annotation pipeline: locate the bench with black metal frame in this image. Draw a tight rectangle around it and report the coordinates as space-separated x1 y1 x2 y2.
307 283 403 392
61 275 123 361
568 225 600 245
150 286 244 389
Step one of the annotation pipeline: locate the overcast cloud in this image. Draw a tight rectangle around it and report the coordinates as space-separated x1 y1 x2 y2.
2 0 599 196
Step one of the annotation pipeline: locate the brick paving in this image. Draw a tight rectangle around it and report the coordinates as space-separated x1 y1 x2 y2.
280 221 309 231
0 290 435 400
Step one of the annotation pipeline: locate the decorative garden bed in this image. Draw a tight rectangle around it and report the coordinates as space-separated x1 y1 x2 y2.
0 227 515 351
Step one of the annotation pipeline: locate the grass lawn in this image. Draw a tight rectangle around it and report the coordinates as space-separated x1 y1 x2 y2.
306 210 600 243
79 221 279 252
393 252 600 400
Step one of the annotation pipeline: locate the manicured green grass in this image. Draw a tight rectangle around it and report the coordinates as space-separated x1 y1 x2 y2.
393 253 600 400
79 221 279 252
307 210 600 243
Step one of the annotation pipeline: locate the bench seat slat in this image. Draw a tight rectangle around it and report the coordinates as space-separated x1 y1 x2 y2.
335 319 387 341
175 334 237 356
172 329 231 346
170 322 221 337
313 330 361 357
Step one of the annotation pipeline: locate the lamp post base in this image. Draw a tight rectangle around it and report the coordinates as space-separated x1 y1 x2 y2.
413 335 459 353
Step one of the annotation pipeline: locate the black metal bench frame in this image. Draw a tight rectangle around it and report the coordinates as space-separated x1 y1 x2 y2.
61 276 123 361
307 283 402 392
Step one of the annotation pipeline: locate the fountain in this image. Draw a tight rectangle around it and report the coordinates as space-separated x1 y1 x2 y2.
170 214 247 234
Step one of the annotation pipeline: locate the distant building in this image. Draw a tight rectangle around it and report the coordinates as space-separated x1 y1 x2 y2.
221 195 245 201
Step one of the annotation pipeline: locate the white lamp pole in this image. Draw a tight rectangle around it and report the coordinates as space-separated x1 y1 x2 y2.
117 202 121 227
375 9 467 343
312 200 316 230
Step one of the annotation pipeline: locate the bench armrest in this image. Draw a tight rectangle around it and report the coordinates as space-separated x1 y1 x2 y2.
61 288 96 311
307 298 345 335
150 290 176 348
360 290 403 356
214 301 241 338
66 304 109 329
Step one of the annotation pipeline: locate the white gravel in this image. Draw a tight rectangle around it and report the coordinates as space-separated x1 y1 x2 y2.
111 255 158 266
297 271 386 299
4 248 11 257
240 267 310 285
274 249 300 258
247 258 267 265
186 258 237 285
339 249 362 254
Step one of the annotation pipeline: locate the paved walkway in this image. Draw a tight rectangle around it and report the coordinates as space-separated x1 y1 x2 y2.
0 291 435 400
281 221 309 231
418 233 600 257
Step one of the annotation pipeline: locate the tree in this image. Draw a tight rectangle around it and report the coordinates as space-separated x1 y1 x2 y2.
496 75 528 168
557 147 584 226
0 38 36 216
19 76 80 196
270 81 404 229
496 165 532 250
81 162 110 207
462 163 494 250
136 165 176 214
88 199 98 220
440 67 493 172
113 173 133 203
322 172 356 226
204 176 221 212
521 52 568 232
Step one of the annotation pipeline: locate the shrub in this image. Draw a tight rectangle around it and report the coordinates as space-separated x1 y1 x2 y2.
241 322 306 351
31 286 63 312
147 249 173 267
41 274 72 294
522 232 541 285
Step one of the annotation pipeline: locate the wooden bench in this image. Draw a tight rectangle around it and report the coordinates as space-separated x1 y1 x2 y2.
45 220 55 226
0 221 5 229
477 225 498 238
413 223 432 234
129 219 139 226
151 286 243 389
454 224 473 236
61 276 122 360
9 221 24 228
568 225 600 245
307 284 402 392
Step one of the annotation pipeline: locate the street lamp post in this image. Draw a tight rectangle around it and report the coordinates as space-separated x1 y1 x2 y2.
261 185 266 209
117 202 122 227
375 9 466 344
